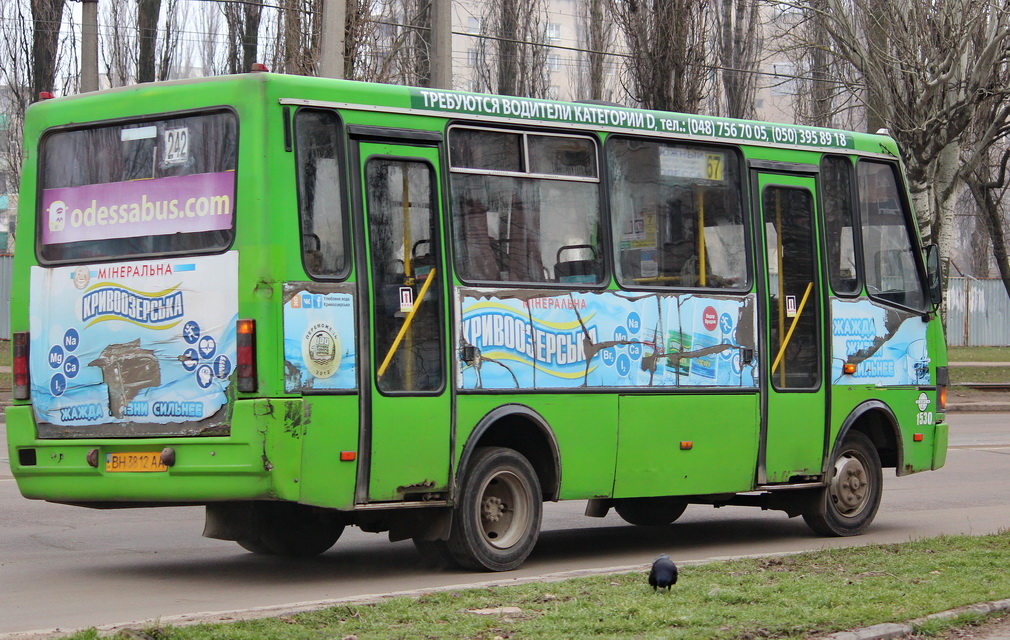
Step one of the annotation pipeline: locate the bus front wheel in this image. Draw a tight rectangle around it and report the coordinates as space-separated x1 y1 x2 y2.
446 446 543 571
802 431 882 536
614 497 688 526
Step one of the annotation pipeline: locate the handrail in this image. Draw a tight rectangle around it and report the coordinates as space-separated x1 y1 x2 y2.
771 281 813 374
377 268 437 379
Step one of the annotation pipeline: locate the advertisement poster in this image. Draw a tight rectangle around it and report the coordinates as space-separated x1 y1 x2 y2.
283 283 357 392
830 299 930 385
457 289 757 390
29 252 238 430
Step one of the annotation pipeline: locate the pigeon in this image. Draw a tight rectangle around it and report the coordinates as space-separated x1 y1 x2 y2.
649 554 678 591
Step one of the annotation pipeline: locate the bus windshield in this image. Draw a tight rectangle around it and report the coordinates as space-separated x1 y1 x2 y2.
38 110 237 263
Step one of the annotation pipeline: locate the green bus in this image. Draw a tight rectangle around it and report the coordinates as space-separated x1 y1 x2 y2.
6 72 948 571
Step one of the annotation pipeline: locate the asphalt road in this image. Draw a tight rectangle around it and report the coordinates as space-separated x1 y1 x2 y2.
2 412 1008 638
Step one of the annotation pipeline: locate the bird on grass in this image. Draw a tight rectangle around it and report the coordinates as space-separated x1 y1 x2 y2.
649 554 678 592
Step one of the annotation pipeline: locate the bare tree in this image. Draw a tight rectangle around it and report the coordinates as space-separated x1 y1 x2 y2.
224 0 264 74
473 0 551 98
813 0 1010 285
157 0 185 80
102 0 138 86
715 0 761 119
574 0 615 101
32 0 68 98
608 0 712 113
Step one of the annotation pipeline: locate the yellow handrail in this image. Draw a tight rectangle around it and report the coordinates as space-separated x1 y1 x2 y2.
377 268 437 379
771 281 813 374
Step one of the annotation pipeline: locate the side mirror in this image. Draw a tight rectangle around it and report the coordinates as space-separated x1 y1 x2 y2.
924 244 942 307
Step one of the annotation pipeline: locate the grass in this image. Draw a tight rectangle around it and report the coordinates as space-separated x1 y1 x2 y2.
60 531 1010 640
947 346 1010 387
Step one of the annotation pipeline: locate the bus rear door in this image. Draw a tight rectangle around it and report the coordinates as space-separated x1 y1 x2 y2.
353 134 451 504
753 169 827 484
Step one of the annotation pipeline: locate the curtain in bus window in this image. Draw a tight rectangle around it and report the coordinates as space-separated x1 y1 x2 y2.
449 128 603 285
607 137 747 289
294 109 347 277
822 156 859 295
857 161 927 311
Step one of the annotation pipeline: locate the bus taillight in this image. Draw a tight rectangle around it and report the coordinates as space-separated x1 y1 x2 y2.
13 331 30 400
936 366 948 411
236 319 257 393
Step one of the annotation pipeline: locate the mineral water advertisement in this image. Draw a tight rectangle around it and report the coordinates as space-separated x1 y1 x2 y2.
831 299 930 385
282 284 357 392
457 290 757 390
29 252 238 428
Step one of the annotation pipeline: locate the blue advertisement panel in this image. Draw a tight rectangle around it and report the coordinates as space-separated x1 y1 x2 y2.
29 252 238 431
457 289 758 390
830 299 930 385
282 283 357 392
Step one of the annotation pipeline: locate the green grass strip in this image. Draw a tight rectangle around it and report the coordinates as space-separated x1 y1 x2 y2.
63 531 1010 640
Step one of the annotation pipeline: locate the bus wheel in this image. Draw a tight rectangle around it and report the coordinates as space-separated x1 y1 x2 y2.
802 431 882 536
412 538 461 569
614 497 688 526
446 447 542 571
238 502 344 556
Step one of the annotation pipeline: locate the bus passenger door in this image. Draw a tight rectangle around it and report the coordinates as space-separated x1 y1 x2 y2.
354 139 451 503
753 170 827 484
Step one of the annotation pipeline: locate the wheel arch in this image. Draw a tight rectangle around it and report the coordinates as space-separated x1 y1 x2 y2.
457 404 561 501
832 400 903 475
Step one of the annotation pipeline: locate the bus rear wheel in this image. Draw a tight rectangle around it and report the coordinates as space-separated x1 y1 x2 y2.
802 431 882 536
445 447 542 572
614 497 688 526
237 502 344 556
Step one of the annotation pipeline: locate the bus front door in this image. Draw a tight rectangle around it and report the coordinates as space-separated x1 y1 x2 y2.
355 140 451 504
753 171 827 484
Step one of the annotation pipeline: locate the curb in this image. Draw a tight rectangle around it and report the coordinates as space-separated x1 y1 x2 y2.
821 599 1010 640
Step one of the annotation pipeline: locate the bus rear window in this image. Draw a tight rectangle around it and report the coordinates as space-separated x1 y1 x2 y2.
38 111 237 263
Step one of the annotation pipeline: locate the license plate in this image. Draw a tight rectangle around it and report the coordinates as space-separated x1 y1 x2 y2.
105 452 168 473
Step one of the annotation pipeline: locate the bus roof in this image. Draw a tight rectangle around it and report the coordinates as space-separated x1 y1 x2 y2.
27 72 900 157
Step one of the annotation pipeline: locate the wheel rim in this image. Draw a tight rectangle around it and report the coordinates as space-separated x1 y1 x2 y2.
829 449 871 517
477 469 530 549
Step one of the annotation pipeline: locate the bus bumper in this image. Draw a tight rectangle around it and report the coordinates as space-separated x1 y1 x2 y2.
932 419 948 470
5 400 275 505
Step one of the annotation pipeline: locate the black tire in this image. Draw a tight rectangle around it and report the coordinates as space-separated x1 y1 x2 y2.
237 502 344 556
803 431 882 536
614 497 688 526
446 447 543 572
412 538 462 570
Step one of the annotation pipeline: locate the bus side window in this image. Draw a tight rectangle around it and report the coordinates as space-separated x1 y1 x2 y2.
294 109 348 278
857 161 927 311
821 156 859 295
608 137 747 289
448 127 604 286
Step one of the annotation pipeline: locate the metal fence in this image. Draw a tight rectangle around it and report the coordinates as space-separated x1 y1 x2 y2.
946 277 1010 347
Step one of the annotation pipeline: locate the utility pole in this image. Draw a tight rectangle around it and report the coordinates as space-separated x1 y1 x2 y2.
430 0 452 89
79 0 99 92
319 0 347 78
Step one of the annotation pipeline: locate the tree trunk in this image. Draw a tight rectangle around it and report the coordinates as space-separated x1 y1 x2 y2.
31 0 65 98
137 0 161 83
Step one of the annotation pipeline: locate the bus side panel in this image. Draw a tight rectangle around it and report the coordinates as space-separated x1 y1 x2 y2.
454 394 619 500
613 393 759 498
295 397 359 509
6 400 271 503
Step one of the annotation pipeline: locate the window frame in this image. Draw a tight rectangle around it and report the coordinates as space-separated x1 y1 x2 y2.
819 154 862 298
604 133 751 293
293 106 353 282
446 123 608 288
854 158 930 314
35 107 238 266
